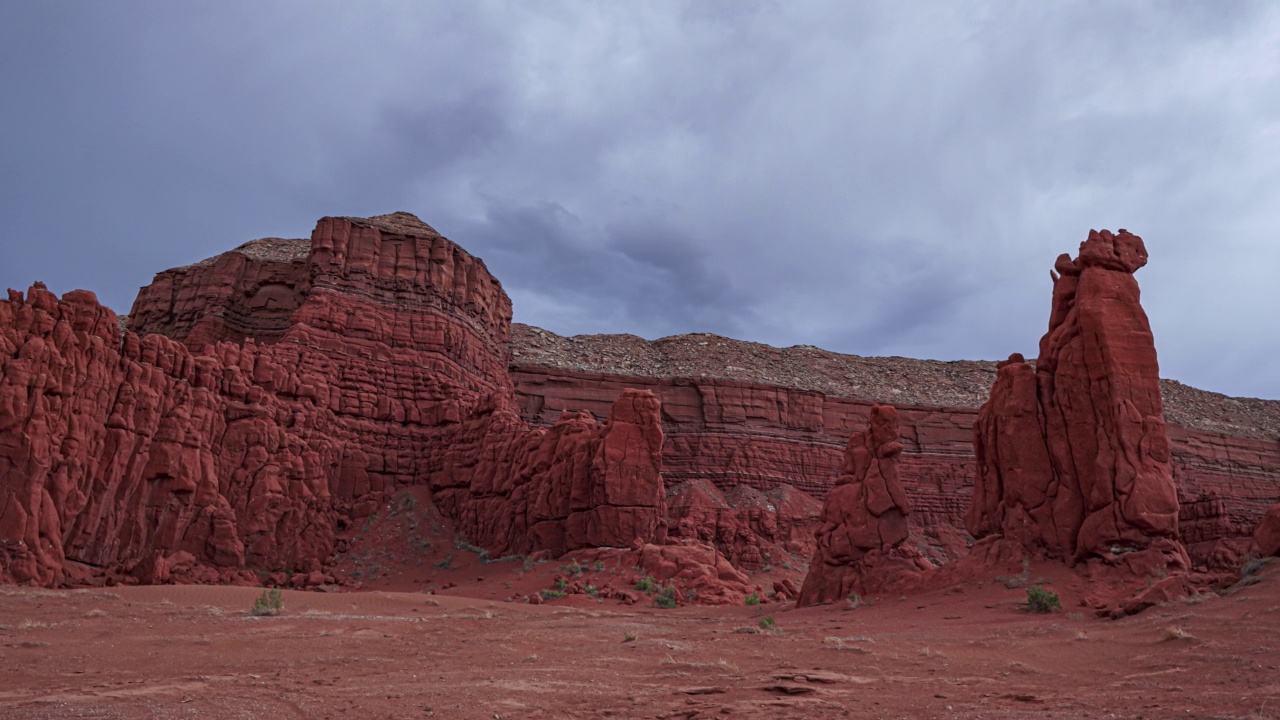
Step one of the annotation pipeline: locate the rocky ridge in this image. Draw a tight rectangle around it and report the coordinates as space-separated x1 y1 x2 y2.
511 325 1280 441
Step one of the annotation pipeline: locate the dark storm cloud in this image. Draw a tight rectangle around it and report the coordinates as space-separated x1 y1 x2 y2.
2 1 1278 398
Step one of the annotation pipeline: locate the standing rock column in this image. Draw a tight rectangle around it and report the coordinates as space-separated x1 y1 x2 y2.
797 404 926 605
968 230 1184 566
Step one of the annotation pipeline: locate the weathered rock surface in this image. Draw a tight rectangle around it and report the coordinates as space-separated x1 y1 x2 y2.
797 404 929 605
4 213 1277 592
0 213 666 586
429 389 667 558
510 349 1278 569
1254 504 1280 557
968 230 1184 564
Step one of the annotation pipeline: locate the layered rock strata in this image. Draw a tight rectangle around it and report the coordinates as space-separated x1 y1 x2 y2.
510 327 1279 565
968 230 1185 568
0 213 666 586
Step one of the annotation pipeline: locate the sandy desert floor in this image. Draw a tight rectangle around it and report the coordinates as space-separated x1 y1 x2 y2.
2 555 1279 720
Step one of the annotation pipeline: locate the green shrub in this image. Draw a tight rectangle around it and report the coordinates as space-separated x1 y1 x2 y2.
744 592 762 606
539 589 566 601
634 575 656 593
758 615 776 630
654 586 678 609
623 632 636 643
250 589 284 616
553 578 568 591
1026 586 1061 614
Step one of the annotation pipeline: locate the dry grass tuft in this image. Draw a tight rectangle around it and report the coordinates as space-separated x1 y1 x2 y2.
1162 626 1193 641
85 608 108 618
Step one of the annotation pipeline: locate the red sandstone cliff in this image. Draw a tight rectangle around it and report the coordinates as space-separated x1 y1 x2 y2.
509 328 1279 568
4 214 1276 591
0 213 667 586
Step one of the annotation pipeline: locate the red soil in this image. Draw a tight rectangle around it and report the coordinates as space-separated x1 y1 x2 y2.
3 557 1277 718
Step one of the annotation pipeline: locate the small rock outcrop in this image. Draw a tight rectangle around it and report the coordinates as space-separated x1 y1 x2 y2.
430 388 667 558
1253 504 1280 557
968 230 1187 573
797 404 928 605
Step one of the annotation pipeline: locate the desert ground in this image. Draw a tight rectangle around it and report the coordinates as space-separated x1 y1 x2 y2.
2 552 1278 720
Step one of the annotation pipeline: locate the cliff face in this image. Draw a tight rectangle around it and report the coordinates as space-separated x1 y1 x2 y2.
510 328 1280 566
3 214 1277 589
0 213 666 586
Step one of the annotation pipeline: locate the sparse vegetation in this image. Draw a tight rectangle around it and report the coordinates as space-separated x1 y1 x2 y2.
634 575 656 593
250 589 284 617
758 616 777 631
539 589 566 601
1026 586 1061 614
623 632 636 643
654 587 678 609
553 578 568 591
1241 555 1273 580
593 560 606 572
560 559 587 577
390 490 417 515
846 592 862 609
435 555 454 570
744 592 762 606
1162 625 1193 641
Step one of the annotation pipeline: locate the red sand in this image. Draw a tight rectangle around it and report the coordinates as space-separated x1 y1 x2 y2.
3 558 1278 719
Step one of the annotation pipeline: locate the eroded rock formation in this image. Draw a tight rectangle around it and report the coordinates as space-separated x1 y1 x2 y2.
510 331 1280 570
797 404 929 605
968 230 1186 571
0 213 667 586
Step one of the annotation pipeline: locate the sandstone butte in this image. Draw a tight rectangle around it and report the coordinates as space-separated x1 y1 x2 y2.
2 213 1278 610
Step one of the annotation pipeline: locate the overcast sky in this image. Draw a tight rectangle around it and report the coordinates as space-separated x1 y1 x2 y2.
2 2 1277 399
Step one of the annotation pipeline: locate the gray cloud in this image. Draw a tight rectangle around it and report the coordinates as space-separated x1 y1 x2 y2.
2 1 1278 399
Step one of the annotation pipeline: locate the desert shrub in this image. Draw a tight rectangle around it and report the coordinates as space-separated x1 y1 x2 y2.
539 589 566 601
1240 555 1274 580
623 632 636 642
553 578 568 591
593 560 606 572
250 589 284 616
390 490 417 515
758 616 776 630
846 592 862 609
1026 586 1061 614
635 575 656 593
435 555 454 570
654 587 678 609
744 592 762 606
560 559 587 577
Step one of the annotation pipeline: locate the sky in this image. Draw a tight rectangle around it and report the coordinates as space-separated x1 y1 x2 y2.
1 2 1277 400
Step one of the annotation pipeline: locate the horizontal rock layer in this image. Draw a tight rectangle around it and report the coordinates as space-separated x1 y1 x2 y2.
510 339 1280 555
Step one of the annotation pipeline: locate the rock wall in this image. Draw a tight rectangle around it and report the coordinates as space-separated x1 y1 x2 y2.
511 368 977 564
511 360 1279 561
0 213 666 586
